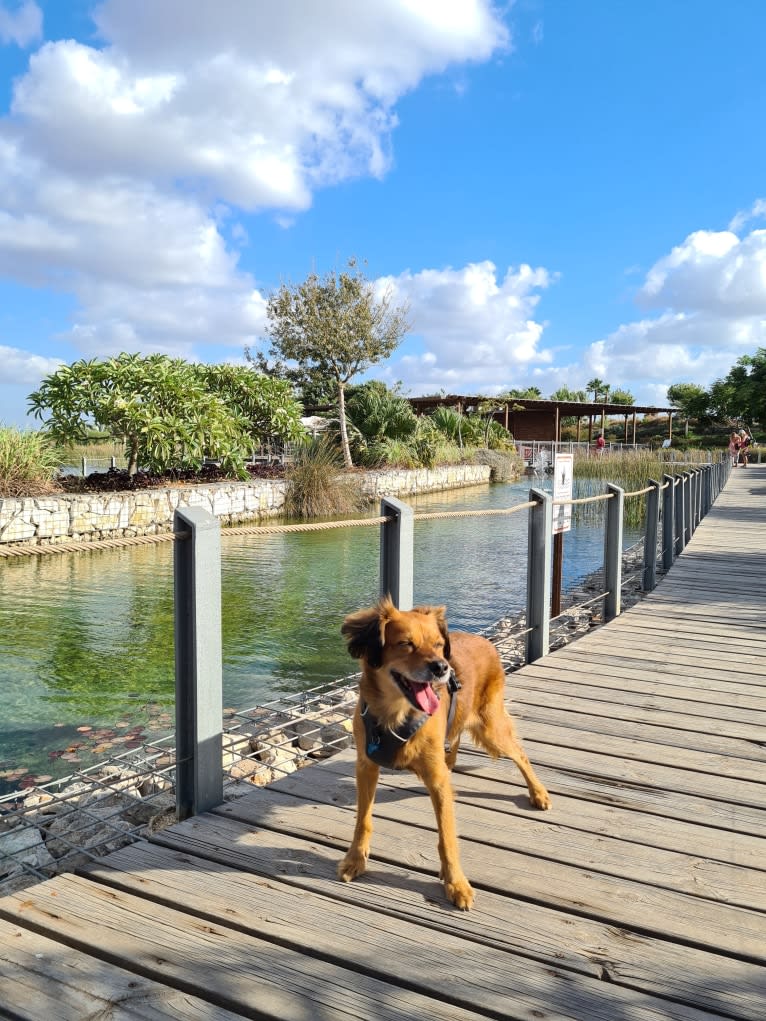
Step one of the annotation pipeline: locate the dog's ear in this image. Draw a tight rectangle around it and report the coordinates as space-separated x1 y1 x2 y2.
341 602 391 668
414 604 451 659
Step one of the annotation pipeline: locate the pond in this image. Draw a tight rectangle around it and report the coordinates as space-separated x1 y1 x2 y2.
0 478 640 790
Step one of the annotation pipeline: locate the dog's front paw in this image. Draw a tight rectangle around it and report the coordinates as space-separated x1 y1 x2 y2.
530 785 552 810
337 850 368 883
445 877 475 910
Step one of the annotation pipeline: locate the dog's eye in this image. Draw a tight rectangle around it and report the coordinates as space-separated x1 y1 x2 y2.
398 639 414 649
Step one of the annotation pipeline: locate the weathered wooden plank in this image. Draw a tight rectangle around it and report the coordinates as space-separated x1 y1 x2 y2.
0 875 501 1021
0 916 242 1020
301 750 766 870
256 755 766 908
515 659 766 710
567 632 766 670
513 718 766 789
606 612 766 644
546 647 766 692
213 791 766 962
81 841 737 1021
465 740 766 835
510 702 766 761
509 673 765 731
144 816 764 1020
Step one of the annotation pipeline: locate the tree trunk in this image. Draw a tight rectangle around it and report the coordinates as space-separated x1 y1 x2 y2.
337 382 353 469
127 437 140 476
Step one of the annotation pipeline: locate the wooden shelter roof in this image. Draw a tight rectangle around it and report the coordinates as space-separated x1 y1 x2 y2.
407 394 674 417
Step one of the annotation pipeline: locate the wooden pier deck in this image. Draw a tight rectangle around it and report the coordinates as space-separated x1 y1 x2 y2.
1 465 765 1020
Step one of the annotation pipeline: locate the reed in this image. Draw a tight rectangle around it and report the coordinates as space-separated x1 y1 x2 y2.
572 450 708 527
285 438 365 518
59 441 127 465
0 426 62 497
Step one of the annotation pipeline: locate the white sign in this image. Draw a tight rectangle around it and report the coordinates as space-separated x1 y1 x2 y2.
552 452 573 534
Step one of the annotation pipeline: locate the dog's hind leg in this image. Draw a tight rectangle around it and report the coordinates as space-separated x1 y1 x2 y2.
338 752 380 883
471 710 551 810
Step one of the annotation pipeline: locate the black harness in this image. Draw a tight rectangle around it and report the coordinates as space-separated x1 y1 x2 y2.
361 669 461 769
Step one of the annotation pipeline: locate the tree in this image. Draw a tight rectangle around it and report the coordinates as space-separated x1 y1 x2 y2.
586 377 608 401
345 381 417 448
243 346 337 407
500 386 542 400
549 386 586 402
667 382 710 436
195 364 305 452
609 388 634 405
263 260 410 467
28 354 302 477
710 348 766 428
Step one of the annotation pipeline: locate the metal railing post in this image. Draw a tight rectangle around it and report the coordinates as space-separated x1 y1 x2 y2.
604 483 624 622
642 479 660 591
662 474 675 570
674 476 685 554
525 488 552 664
380 497 414 610
694 469 702 527
174 507 223 821
706 465 712 512
683 472 693 545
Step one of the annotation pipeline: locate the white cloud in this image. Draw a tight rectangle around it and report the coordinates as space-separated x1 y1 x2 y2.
0 1 41 47
0 343 62 385
579 220 766 402
0 1 509 367
638 229 766 317
728 198 766 233
11 1 509 212
376 260 555 393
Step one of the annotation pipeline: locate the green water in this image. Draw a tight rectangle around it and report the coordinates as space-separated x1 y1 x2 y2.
0 480 636 789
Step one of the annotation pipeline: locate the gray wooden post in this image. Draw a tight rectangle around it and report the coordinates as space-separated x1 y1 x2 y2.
81 456 87 477
674 475 685 554
603 483 624 622
174 507 223 820
642 480 660 591
662 474 675 570
693 469 701 527
683 472 693 546
380 497 414 610
525 488 552 664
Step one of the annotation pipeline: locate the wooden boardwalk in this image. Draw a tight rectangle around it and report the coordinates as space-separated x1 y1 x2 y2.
1 464 765 1020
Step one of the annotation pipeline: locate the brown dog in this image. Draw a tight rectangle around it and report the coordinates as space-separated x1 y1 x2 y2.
337 597 551 910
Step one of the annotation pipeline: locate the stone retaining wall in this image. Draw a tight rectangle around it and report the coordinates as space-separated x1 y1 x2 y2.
0 464 491 546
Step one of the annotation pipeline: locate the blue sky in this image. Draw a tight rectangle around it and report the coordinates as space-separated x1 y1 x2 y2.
2 0 766 427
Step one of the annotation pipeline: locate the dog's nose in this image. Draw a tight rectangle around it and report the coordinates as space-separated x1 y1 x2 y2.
428 659 450 678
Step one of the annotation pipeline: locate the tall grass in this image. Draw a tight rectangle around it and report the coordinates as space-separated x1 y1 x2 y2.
572 450 713 527
284 438 365 519
0 426 62 497
61 440 126 462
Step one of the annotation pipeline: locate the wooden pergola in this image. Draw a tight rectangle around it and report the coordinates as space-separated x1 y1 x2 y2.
407 395 675 445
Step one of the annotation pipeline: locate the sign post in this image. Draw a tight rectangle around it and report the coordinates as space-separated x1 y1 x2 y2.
551 452 573 617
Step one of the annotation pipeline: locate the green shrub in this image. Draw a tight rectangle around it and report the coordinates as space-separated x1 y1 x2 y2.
284 438 365 518
0 425 62 497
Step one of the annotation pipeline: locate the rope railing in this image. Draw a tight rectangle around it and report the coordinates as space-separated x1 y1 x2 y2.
0 464 720 558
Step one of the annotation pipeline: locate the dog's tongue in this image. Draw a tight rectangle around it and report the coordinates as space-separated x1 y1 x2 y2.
413 682 440 715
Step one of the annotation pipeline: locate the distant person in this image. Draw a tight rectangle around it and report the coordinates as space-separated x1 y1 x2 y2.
738 428 751 467
729 429 741 467
595 432 605 456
